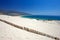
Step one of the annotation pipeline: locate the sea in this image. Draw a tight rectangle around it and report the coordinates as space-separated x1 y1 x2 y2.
21 15 60 20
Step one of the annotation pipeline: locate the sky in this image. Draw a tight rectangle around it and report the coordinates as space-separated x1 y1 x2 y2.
0 0 60 16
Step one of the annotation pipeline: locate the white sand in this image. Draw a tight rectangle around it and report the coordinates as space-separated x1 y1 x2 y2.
0 15 60 40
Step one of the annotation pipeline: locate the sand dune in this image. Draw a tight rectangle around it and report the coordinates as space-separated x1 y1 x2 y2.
0 15 60 40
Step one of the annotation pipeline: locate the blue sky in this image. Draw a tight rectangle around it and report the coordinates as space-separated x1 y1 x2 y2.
0 0 60 16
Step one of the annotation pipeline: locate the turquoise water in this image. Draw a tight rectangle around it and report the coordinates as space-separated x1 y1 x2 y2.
22 15 60 20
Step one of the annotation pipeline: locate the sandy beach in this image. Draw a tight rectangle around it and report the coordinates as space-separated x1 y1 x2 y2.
0 15 60 40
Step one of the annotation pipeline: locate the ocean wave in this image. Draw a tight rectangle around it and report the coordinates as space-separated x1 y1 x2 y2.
21 15 60 21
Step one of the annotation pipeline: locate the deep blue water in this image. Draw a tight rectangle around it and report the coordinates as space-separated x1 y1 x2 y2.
22 15 60 20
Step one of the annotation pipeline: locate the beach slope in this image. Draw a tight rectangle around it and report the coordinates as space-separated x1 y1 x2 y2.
0 15 60 40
